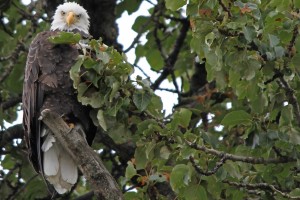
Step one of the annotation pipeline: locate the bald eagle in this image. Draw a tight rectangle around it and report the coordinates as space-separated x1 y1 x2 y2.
22 2 96 194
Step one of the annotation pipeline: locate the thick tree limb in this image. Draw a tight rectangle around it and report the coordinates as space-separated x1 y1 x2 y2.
40 109 123 200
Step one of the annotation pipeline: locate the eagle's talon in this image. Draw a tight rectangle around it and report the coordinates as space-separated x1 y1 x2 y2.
68 123 75 129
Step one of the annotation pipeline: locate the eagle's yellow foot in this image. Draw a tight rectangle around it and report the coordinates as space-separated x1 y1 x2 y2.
68 123 75 129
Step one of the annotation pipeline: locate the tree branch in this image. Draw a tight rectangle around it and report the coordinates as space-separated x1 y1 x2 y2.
151 18 190 90
223 180 299 199
186 140 296 164
0 95 22 110
189 155 226 176
218 0 232 17
39 109 123 200
0 124 23 148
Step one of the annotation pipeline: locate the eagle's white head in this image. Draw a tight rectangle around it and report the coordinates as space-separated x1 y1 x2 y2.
51 2 90 34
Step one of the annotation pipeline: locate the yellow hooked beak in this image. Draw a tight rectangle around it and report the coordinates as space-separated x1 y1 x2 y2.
66 11 75 26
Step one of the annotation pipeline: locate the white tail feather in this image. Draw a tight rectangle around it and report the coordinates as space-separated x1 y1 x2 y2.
42 127 78 194
60 150 78 184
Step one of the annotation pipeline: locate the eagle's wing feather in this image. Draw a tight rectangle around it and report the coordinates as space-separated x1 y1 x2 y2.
23 32 44 173
23 31 60 173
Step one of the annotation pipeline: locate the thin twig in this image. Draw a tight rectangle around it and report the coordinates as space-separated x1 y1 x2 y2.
171 71 180 97
156 87 178 93
153 25 167 61
133 63 151 80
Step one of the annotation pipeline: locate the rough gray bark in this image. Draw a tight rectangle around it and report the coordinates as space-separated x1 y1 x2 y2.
40 109 123 200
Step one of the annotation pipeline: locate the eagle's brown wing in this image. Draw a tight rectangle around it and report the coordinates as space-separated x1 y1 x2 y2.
22 31 62 173
23 32 43 172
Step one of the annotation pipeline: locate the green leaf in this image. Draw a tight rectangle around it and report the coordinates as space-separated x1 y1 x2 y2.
70 56 84 89
268 34 280 48
145 49 164 71
109 82 120 102
133 91 152 111
251 93 267 114
134 146 148 169
243 26 256 43
1 155 15 169
295 0 300 8
280 104 293 126
132 16 150 32
145 141 155 160
125 161 137 179
165 0 187 11
97 110 107 131
172 108 193 128
24 178 48 199
48 31 81 44
146 95 164 119
223 161 242 179
221 110 252 127
183 185 207 200
170 164 191 192
98 51 111 64
116 0 142 17
160 146 171 159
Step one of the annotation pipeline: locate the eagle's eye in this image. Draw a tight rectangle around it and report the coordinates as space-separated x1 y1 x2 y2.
61 11 66 16
76 14 81 18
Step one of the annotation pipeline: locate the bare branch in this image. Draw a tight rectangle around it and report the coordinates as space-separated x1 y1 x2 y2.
133 63 152 80
186 140 296 164
0 124 23 148
223 180 299 199
190 155 226 176
156 87 178 93
40 109 123 200
0 95 22 110
151 19 189 90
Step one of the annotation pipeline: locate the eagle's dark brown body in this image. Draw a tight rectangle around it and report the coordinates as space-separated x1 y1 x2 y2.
22 31 95 173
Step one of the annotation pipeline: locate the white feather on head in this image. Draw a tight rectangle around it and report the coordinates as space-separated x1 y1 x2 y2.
50 2 90 34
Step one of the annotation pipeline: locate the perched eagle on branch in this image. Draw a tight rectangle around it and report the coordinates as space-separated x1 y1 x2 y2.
22 2 96 194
